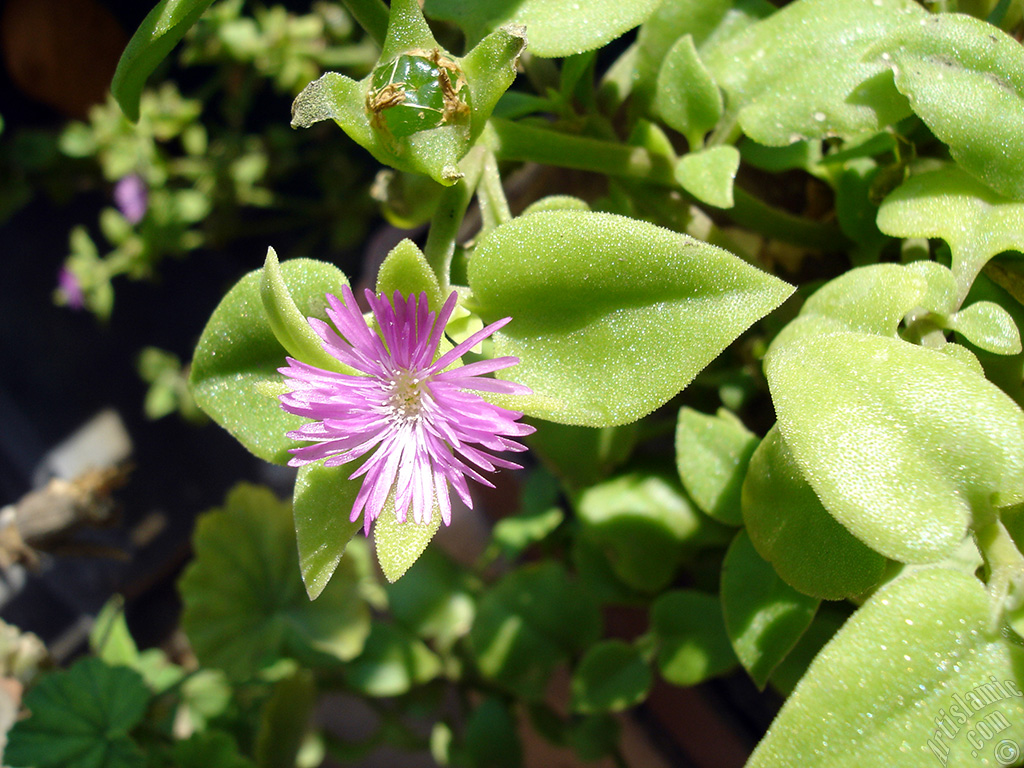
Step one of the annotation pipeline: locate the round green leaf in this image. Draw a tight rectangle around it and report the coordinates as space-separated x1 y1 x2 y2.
675 407 758 525
570 640 652 713
189 257 348 464
720 530 819 688
878 166 1024 301
766 332 1024 563
747 569 1024 768
469 562 600 700
651 590 737 686
6 658 148 768
742 425 888 600
948 301 1022 356
469 211 794 426
876 13 1024 199
386 549 474 647
424 0 660 57
180 484 371 680
702 0 923 146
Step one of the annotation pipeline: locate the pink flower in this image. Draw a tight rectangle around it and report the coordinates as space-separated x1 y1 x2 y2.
279 286 534 534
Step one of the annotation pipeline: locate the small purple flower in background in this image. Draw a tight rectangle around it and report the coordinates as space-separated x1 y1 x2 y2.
114 174 148 224
279 287 534 533
57 267 85 310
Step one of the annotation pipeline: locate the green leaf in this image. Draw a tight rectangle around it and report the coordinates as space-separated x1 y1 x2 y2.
111 0 216 122
255 669 316 768
346 623 442 696
674 407 757 525
766 604 848 697
491 469 564 555
386 548 474 647
174 731 255 768
570 640 652 713
189 257 349 464
462 698 522 768
6 658 148 768
375 239 444 311
470 562 600 699
651 590 737 686
468 211 794 426
948 301 1022 356
89 596 140 669
261 248 349 375
720 531 819 688
633 0 773 116
576 467 728 592
424 0 660 57
747 569 1024 768
655 35 722 148
878 166 1024 301
702 0 923 146
874 13 1024 200
765 332 1024 562
524 420 638 489
742 426 888 600
374 496 443 583
292 463 363 600
179 484 371 680
674 146 739 209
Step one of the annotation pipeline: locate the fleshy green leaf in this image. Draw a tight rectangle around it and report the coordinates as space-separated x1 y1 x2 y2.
747 569 1024 768
345 623 441 697
720 531 819 688
424 0 660 57
524 420 638 489
675 407 757 526
375 239 444 311
878 166 1024 301
570 640 652 713
702 0 923 146
947 301 1022 356
742 426 888 600
766 332 1024 562
655 35 722 148
189 257 348 464
873 13 1024 199
292 464 363 600
180 484 371 679
374 496 443 583
469 562 600 700
674 146 739 209
111 0 216 122
651 590 737 686
469 211 794 426
6 658 148 768
576 467 728 592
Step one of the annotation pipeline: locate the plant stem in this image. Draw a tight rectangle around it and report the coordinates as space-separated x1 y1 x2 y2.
977 518 1024 629
477 149 511 233
486 118 844 250
423 146 485 292
340 0 389 48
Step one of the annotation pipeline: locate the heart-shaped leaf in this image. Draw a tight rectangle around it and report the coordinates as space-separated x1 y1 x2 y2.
766 332 1024 562
469 211 793 426
189 257 349 464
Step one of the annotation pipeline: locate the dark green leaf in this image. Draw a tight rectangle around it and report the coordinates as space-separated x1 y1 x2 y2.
651 590 737 686
570 640 652 713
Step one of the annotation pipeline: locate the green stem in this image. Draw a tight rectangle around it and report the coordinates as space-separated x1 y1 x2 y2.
423 146 485 292
340 0 389 47
487 118 844 250
478 149 511 233
977 518 1024 629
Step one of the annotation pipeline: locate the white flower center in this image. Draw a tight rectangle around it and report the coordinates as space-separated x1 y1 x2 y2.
386 369 428 422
